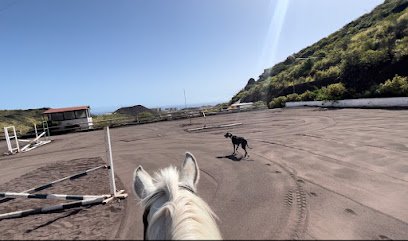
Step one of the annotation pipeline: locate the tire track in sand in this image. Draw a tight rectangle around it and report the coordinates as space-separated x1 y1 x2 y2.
253 152 309 240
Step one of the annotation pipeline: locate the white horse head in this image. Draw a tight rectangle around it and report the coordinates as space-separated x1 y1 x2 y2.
133 152 222 240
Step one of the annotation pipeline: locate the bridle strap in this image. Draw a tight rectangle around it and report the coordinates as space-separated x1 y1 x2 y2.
143 206 150 240
142 185 196 240
178 184 196 194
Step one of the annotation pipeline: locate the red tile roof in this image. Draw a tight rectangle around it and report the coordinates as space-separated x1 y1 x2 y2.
43 106 90 114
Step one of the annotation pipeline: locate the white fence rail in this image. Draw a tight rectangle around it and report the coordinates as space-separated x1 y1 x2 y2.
285 97 408 108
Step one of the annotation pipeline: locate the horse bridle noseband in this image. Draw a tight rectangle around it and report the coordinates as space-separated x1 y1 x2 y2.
142 185 196 240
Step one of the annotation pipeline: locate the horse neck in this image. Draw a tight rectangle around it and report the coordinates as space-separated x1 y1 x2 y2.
144 186 221 240
143 167 221 240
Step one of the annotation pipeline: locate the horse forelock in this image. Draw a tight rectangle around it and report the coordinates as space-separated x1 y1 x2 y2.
141 165 222 240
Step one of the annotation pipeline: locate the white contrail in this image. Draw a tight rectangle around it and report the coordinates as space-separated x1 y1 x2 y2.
258 0 291 73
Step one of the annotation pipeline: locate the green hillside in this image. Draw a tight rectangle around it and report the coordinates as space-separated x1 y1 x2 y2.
231 0 408 108
0 108 47 136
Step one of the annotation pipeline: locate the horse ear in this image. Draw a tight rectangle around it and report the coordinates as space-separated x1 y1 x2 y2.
133 166 155 199
180 152 200 188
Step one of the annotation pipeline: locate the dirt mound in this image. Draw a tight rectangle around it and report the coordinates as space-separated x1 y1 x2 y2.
114 105 157 116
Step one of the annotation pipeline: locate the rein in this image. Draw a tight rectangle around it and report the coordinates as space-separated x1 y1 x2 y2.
142 185 196 240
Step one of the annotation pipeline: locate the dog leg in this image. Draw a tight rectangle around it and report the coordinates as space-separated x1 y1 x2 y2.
243 145 248 158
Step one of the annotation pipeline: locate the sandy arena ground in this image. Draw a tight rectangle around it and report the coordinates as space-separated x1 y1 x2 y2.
0 107 408 240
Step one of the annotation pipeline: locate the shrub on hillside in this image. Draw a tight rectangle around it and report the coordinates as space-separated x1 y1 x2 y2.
230 90 249 104
299 90 317 101
138 111 155 120
393 37 408 60
269 96 287 108
359 84 380 98
316 83 347 100
286 93 300 102
376 75 408 96
253 101 267 109
92 113 132 129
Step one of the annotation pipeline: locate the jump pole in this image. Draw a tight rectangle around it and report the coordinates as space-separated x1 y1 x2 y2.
0 165 107 204
34 123 38 140
20 132 46 152
187 122 243 132
21 140 52 153
202 111 207 127
105 126 117 196
104 126 127 200
0 192 109 201
0 197 104 221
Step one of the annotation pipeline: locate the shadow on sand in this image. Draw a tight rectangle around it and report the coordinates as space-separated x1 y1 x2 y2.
216 154 253 162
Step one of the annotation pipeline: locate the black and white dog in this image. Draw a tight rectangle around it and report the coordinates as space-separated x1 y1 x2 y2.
224 132 252 157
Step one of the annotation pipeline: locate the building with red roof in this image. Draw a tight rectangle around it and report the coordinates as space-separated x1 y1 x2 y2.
43 106 93 133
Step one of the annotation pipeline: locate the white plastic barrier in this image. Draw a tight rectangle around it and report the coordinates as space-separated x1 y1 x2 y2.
285 97 408 108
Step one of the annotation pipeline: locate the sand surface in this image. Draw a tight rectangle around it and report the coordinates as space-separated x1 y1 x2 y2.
0 107 407 239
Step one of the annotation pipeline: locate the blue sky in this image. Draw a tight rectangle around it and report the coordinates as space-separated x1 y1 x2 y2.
0 0 383 113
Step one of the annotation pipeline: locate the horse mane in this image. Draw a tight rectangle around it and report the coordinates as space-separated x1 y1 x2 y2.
141 166 221 240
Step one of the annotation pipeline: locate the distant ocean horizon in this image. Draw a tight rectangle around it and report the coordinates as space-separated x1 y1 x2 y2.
91 100 225 115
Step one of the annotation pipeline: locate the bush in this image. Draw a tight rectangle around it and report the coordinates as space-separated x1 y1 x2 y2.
376 75 408 96
299 90 317 101
230 90 249 104
286 93 300 102
393 37 408 60
327 83 347 99
92 113 132 128
138 111 155 120
359 84 379 98
316 83 347 100
253 101 267 109
269 96 287 108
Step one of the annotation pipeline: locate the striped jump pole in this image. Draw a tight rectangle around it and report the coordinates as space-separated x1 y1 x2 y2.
0 165 107 204
0 197 104 221
20 132 46 152
104 126 128 200
104 126 117 196
0 192 109 201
